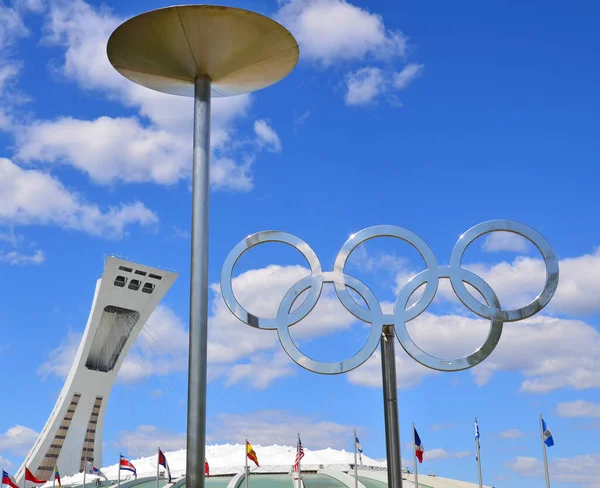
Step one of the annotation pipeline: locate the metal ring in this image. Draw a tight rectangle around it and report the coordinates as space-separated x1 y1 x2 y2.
276 271 384 374
449 220 559 322
220 230 322 330
394 266 503 371
333 225 439 324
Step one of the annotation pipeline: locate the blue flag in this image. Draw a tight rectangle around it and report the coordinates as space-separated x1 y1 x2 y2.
542 418 554 447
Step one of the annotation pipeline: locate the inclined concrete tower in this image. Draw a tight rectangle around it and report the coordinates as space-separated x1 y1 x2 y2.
16 256 177 481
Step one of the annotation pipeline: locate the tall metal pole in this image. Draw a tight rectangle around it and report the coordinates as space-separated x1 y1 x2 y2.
353 429 358 488
245 441 249 488
540 414 551 488
156 447 160 488
412 424 418 488
475 419 482 488
187 75 211 488
117 455 121 488
381 326 403 488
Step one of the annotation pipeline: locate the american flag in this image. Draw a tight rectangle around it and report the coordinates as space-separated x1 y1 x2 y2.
293 436 305 472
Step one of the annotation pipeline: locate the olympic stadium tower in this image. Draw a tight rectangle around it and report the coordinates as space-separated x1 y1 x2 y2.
15 257 177 482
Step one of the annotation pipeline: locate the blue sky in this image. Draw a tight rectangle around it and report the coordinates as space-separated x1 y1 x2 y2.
0 0 599 487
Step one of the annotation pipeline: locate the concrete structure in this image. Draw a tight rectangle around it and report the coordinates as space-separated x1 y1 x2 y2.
17 257 177 482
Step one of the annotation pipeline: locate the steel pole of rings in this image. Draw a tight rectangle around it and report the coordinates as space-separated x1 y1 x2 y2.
220 220 560 488
107 6 299 488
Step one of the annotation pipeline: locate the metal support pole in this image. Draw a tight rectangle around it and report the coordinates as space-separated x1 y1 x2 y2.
540 414 551 488
475 419 482 488
186 75 212 488
353 429 358 488
381 325 403 488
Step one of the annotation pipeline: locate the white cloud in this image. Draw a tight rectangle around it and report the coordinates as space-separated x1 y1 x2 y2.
0 249 44 265
14 0 278 191
507 454 600 487
425 448 470 461
276 0 406 65
499 428 524 439
344 64 423 106
17 116 188 185
111 425 186 457
0 158 158 239
0 455 13 469
349 312 600 393
254 120 282 153
482 231 531 253
209 411 358 449
463 247 600 316
345 67 385 106
393 63 423 89
224 351 296 390
556 400 600 419
0 425 39 456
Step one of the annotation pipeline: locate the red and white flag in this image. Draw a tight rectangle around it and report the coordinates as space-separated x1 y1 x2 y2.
293 435 305 472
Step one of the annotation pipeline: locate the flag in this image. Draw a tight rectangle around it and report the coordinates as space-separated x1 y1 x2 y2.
54 466 61 488
85 462 107 480
205 460 210 478
356 435 363 464
542 418 554 447
293 436 305 472
247 441 259 467
2 471 18 488
414 427 424 463
158 448 172 482
120 456 137 478
25 468 45 484
475 420 480 440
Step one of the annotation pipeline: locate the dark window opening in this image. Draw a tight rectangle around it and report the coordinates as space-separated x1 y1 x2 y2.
118 266 133 272
128 279 141 291
142 282 154 294
114 276 127 287
149 273 162 280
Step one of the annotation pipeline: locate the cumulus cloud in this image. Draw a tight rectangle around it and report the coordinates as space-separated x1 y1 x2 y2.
344 64 423 106
254 120 282 153
462 248 600 317
499 428 524 439
507 454 600 487
0 249 44 265
556 400 600 419
349 312 600 393
0 158 158 239
344 67 385 106
111 425 186 457
11 0 281 192
209 411 358 449
0 425 39 456
425 448 470 461
276 0 406 65
482 231 531 253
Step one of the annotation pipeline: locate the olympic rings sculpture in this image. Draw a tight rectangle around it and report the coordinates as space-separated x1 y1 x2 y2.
220 220 559 375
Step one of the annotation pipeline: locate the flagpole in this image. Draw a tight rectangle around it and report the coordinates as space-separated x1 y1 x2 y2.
53 468 56 488
475 418 482 488
245 441 249 488
412 424 418 488
157 447 160 488
353 429 358 488
83 462 86 488
540 414 551 488
297 434 302 488
118 455 121 488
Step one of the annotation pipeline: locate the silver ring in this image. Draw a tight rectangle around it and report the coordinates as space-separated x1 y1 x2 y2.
220 220 559 374
276 272 383 374
220 230 322 330
333 225 439 323
394 266 503 371
449 220 559 322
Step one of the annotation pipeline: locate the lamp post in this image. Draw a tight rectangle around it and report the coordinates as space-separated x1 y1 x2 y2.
107 7 299 488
